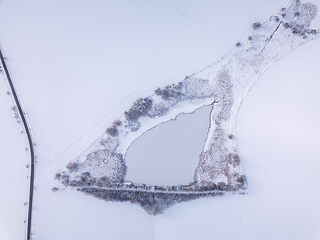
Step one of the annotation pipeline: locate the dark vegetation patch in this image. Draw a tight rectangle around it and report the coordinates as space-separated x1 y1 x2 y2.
59 172 114 188
79 185 224 215
106 126 118 136
310 29 317 34
55 173 62 180
252 22 261 30
61 173 70 185
155 82 184 100
74 177 247 215
282 21 315 37
106 120 122 136
66 162 79 172
124 97 153 122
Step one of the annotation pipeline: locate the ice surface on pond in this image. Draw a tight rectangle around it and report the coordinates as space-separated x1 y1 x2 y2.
125 105 212 186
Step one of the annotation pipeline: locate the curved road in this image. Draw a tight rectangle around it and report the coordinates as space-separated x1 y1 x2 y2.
0 49 34 240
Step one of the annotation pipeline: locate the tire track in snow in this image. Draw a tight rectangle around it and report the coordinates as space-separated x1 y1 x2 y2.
0 49 35 240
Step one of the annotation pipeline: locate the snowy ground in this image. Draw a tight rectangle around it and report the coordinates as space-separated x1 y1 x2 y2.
0 74 29 239
154 34 320 240
0 0 319 239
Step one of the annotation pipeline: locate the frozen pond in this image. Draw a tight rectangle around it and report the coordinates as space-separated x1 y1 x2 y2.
125 105 212 186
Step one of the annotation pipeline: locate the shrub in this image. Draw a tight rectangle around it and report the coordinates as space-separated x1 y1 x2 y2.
232 154 240 166
155 88 162 96
61 174 70 185
283 22 290 29
154 82 184 100
106 126 118 136
113 120 122 126
124 97 153 122
235 175 248 190
217 182 229 191
66 162 79 172
291 24 306 36
252 22 261 30
97 177 112 187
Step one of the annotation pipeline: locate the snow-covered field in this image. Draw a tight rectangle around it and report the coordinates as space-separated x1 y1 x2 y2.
0 73 29 240
155 35 320 240
0 0 319 239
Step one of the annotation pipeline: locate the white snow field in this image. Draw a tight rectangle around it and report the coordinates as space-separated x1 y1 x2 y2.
0 0 319 239
155 34 320 240
0 75 29 239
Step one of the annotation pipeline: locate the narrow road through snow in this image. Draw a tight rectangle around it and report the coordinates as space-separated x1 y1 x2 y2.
0 49 34 240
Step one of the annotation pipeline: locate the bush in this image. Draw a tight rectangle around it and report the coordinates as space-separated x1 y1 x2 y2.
79 172 96 186
113 120 122 127
97 177 112 187
217 182 229 191
66 162 79 172
155 88 162 96
283 22 290 29
291 24 307 36
106 126 118 136
124 97 153 122
154 82 184 100
252 22 261 30
232 154 240 166
237 175 247 189
61 174 70 185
